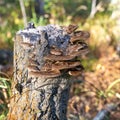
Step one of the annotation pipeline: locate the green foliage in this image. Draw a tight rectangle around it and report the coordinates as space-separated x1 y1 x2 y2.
0 0 116 49
106 79 120 97
95 79 120 99
30 8 48 26
0 0 23 49
44 0 91 24
81 57 98 71
0 75 11 119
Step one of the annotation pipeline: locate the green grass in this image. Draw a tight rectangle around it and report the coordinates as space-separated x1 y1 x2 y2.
0 75 11 120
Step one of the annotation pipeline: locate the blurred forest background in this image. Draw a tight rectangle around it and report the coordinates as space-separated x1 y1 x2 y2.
0 0 120 120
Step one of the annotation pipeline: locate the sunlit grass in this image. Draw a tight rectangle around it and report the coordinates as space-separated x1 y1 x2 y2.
0 75 11 120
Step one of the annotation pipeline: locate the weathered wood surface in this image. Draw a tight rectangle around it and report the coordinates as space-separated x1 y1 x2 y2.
8 24 89 120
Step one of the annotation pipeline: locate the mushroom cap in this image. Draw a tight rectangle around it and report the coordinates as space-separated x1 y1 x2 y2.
70 31 90 43
27 24 89 79
68 70 82 76
29 70 61 78
64 24 79 34
52 61 81 70
50 47 62 55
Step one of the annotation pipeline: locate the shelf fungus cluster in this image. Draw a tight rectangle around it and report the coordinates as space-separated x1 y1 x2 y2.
24 24 90 79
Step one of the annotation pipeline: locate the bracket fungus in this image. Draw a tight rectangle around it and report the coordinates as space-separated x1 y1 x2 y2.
25 24 90 79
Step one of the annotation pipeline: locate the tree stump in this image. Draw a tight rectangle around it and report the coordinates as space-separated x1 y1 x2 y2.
8 23 89 120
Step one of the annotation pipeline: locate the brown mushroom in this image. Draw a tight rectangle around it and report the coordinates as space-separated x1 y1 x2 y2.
66 43 88 55
70 48 89 57
52 61 81 70
40 61 53 71
68 70 82 76
50 47 62 55
44 48 88 61
65 24 78 34
70 31 90 43
29 70 61 78
44 54 75 61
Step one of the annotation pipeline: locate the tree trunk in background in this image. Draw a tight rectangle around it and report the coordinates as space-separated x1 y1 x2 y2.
89 0 111 18
19 0 27 27
8 24 89 120
89 0 97 18
35 0 44 16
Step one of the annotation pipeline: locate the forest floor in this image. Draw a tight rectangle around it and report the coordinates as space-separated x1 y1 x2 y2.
0 46 120 120
68 46 120 120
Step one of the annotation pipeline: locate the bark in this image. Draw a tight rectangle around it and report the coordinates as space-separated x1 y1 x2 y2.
8 24 89 120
